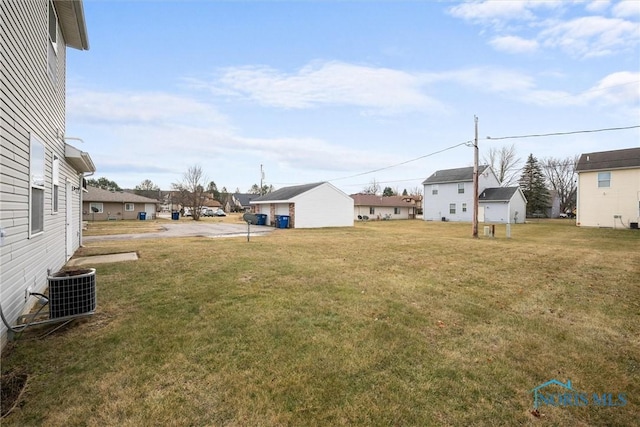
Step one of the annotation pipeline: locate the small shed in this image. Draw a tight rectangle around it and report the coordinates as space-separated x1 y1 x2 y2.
478 187 527 224
250 182 354 228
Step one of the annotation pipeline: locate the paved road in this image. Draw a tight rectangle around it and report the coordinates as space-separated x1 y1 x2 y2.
83 221 275 242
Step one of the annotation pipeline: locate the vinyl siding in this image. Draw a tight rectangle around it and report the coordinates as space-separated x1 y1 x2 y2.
577 168 640 227
294 183 353 228
423 168 501 221
1 0 81 348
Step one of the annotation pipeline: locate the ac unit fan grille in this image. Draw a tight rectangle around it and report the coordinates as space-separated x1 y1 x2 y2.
48 268 97 319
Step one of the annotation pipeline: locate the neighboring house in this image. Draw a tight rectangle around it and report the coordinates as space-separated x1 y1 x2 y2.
250 182 354 228
422 165 526 224
1 0 92 348
575 147 640 228
158 190 181 213
83 186 159 221
201 197 222 210
351 194 416 220
232 193 260 212
478 187 527 224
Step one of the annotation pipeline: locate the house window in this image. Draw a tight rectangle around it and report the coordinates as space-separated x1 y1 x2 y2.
432 185 438 195
394 207 400 215
48 1 58 84
597 172 611 188
52 155 59 213
462 203 467 213
30 135 46 236
458 183 465 194
369 207 375 215
90 203 103 214
125 203 134 211
449 203 456 214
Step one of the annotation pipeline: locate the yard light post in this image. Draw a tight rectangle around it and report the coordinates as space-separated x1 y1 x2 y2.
473 116 479 238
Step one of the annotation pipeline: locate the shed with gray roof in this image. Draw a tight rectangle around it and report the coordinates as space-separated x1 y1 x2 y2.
479 187 527 224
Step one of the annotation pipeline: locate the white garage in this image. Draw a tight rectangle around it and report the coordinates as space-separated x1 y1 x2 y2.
250 182 354 229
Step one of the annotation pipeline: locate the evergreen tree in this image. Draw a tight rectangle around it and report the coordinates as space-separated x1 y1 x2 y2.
382 186 396 197
519 154 549 217
87 177 121 191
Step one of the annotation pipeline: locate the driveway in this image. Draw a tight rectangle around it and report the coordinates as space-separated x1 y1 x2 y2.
83 221 275 242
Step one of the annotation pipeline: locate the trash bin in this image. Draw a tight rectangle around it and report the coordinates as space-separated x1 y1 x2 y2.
277 215 290 229
171 211 180 220
256 214 267 226
138 212 147 220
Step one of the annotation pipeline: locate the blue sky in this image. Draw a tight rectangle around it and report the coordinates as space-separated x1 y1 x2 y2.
66 0 640 194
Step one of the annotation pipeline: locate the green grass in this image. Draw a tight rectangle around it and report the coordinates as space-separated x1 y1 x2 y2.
2 220 638 426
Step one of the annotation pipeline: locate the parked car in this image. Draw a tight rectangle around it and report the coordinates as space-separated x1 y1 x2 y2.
213 208 226 217
202 208 215 217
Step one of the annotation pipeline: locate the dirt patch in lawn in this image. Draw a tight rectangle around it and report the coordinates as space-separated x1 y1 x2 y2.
1 369 28 418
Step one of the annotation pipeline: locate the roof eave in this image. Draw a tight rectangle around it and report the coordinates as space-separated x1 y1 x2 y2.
65 143 96 173
55 0 90 50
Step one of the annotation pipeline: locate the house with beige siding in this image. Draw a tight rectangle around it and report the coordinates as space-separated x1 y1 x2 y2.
83 187 159 221
351 194 417 220
0 0 92 348
575 147 640 228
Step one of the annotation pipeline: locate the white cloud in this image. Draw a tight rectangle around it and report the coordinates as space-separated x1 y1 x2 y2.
490 35 539 53
198 61 444 114
448 1 560 25
428 66 639 110
582 71 640 105
67 87 406 186
448 1 534 23
540 16 640 58
449 1 640 58
612 0 640 18
68 90 229 127
585 1 611 13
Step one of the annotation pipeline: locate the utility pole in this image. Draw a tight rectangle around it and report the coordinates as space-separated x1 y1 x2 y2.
260 164 264 195
473 116 479 238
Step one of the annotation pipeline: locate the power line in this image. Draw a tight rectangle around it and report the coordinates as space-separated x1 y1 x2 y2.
327 140 472 182
274 124 637 189
486 125 640 141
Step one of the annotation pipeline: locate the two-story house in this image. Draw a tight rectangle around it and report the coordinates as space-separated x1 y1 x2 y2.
1 0 93 348
422 166 526 224
575 147 640 228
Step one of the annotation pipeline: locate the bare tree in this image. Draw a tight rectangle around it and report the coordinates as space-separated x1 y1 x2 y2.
541 155 579 215
135 179 159 191
483 144 521 186
408 186 423 198
362 179 381 195
172 165 208 220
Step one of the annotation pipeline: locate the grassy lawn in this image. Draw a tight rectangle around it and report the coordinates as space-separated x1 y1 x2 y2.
83 213 247 236
2 220 638 425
